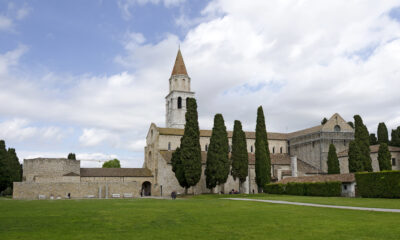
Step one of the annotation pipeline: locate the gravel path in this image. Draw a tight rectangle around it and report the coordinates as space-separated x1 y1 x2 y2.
223 198 400 213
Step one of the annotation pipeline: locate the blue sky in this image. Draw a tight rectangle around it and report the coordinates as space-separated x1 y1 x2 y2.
1 0 400 167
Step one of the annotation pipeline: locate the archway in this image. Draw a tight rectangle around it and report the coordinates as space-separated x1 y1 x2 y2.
142 181 151 196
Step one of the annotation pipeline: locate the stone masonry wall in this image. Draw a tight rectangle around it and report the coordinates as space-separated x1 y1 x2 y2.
23 158 80 182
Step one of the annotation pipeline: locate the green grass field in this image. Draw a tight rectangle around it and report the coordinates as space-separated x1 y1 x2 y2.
1 195 400 240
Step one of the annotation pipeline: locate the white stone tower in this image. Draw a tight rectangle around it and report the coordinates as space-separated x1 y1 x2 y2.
165 49 195 128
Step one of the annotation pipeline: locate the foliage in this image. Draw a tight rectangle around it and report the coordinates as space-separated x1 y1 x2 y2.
67 153 76 160
327 144 340 174
171 147 189 189
205 114 230 190
231 120 248 186
255 106 271 191
369 133 378 145
321 117 328 125
0 140 22 195
180 98 202 189
377 122 389 144
356 171 400 198
354 115 372 172
265 182 341 197
347 121 354 128
390 127 400 147
348 141 363 173
378 143 392 171
102 159 121 168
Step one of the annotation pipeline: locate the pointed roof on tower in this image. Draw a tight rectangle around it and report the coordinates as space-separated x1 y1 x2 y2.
171 49 188 76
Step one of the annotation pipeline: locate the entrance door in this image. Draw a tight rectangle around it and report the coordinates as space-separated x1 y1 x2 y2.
142 181 151 196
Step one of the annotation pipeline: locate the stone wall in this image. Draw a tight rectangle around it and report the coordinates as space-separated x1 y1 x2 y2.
23 158 80 182
339 151 400 173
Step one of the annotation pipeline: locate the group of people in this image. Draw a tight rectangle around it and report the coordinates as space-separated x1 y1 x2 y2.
229 189 240 194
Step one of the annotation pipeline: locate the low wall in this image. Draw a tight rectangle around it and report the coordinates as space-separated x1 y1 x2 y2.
13 181 143 200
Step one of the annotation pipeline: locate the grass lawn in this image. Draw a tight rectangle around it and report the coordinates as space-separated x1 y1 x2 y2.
209 193 400 209
1 196 400 240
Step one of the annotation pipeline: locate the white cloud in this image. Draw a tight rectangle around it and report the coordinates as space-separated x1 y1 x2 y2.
79 128 120 147
0 119 64 142
118 0 185 20
0 45 27 75
0 3 31 31
0 15 13 31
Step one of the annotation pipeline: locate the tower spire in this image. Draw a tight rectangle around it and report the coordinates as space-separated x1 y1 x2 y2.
171 49 188 76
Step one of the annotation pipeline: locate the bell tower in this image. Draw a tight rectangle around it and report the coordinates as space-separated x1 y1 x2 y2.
165 49 195 128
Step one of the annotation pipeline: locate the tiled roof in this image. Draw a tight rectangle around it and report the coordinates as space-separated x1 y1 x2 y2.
159 150 319 174
337 144 400 157
286 125 323 139
171 49 188 76
157 127 288 140
80 168 153 177
278 173 355 184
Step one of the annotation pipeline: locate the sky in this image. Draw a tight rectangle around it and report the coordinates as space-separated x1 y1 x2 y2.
1 0 400 168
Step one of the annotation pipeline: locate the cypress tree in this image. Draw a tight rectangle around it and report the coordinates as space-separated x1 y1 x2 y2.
255 106 271 192
327 144 340 174
205 114 229 191
348 140 362 173
67 153 76 160
180 98 202 191
231 120 248 192
7 148 21 183
390 127 400 147
347 121 354 129
0 140 8 193
354 115 372 172
369 133 378 145
171 147 189 189
377 122 389 144
377 143 392 171
321 118 328 125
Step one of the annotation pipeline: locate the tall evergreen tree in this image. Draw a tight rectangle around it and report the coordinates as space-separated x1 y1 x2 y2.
321 118 328 125
171 147 189 189
180 98 202 191
327 144 340 174
369 133 378 145
391 127 400 147
377 143 392 171
0 140 9 193
347 121 354 129
231 120 248 192
348 141 362 173
354 115 372 172
7 148 21 183
67 153 76 160
377 122 389 144
205 114 229 191
255 106 271 192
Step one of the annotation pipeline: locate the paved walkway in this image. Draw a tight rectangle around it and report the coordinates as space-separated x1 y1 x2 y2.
223 198 400 213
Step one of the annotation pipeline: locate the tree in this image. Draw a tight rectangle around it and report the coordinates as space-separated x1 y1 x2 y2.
102 159 121 168
347 122 354 129
327 144 340 174
231 120 248 193
321 118 328 125
67 153 76 160
369 133 378 145
377 143 392 171
0 140 9 193
255 106 271 192
354 115 372 172
0 141 21 195
205 114 229 191
391 127 400 147
7 148 21 183
171 147 189 189
377 122 389 144
180 98 202 192
348 141 362 173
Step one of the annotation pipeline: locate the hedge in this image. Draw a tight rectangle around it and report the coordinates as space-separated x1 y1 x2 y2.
355 171 400 198
264 181 341 197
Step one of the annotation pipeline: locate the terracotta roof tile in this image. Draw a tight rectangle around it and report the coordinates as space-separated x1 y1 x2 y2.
286 125 323 139
171 49 188 76
80 168 153 177
278 173 355 184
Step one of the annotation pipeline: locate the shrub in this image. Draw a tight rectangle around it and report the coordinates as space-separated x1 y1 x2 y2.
285 183 306 195
264 184 285 194
356 171 400 198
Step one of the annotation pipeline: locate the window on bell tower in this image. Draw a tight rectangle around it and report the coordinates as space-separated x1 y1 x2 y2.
177 97 182 109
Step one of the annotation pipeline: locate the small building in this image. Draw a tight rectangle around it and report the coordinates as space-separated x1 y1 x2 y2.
13 158 153 200
278 173 356 197
338 145 400 173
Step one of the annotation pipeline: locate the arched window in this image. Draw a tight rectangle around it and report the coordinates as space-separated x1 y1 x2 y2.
272 147 275 154
251 146 253 153
177 97 182 109
334 125 341 132
151 129 153 138
205 144 208 152
168 142 171 151
280 147 283 153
